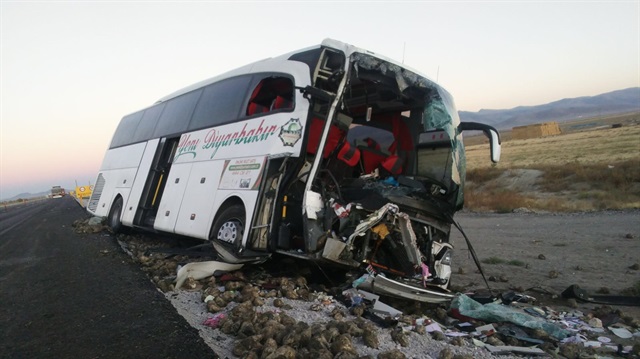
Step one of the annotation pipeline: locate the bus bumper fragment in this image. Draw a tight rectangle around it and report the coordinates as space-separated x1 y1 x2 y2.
355 273 455 304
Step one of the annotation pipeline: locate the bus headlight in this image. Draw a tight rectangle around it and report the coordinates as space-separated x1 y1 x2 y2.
436 247 452 266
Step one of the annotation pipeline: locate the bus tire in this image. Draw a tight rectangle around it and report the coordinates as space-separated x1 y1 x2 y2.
108 197 124 233
210 204 245 246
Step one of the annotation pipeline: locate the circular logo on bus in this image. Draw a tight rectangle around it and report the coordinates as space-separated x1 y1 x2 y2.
279 118 302 147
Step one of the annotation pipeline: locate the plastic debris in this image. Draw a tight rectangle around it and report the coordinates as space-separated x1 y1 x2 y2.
357 289 402 318
382 177 398 186
420 263 430 288
352 274 369 288
583 341 602 348
501 291 536 304
484 344 546 355
475 323 496 337
341 287 403 322
444 330 469 337
175 261 244 290
524 307 546 317
472 338 485 347
609 326 633 339
424 322 443 333
329 198 353 218
498 324 544 344
468 291 496 304
203 313 226 328
455 322 475 332
561 334 587 344
450 294 571 339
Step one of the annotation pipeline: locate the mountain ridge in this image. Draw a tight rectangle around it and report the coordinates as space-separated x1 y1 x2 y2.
459 87 640 129
2 190 58 203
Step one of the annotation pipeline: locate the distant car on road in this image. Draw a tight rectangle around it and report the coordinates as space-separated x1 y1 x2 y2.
51 186 66 198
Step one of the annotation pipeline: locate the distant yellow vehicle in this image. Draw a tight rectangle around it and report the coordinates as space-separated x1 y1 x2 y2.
72 185 93 207
75 185 93 199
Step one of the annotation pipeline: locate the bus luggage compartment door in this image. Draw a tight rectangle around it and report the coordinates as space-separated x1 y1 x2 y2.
173 160 226 239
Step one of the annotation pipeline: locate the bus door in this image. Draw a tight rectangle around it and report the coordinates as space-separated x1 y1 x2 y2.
135 137 179 227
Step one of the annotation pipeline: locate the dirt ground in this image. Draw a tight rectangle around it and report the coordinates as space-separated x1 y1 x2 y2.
450 210 640 318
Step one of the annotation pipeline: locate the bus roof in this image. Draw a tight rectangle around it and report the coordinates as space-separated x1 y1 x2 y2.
155 39 444 105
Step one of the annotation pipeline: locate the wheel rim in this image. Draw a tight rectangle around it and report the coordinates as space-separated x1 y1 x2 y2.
217 220 242 244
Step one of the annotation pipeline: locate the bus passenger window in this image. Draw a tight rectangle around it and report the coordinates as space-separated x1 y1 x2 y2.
246 76 294 116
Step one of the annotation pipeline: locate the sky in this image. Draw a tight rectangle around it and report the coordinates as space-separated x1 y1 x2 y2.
1 1 638 200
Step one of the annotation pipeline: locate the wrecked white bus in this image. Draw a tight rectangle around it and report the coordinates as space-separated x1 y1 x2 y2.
88 39 500 303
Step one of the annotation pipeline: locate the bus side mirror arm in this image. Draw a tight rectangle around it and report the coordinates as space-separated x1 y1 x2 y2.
298 85 335 102
459 122 502 163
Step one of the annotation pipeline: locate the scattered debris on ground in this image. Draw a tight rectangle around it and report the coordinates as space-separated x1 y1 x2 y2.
76 218 640 358
72 217 107 234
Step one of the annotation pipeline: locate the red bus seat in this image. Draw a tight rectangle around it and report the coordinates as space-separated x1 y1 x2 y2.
272 96 293 110
336 141 360 166
247 102 269 116
307 117 361 167
358 137 403 175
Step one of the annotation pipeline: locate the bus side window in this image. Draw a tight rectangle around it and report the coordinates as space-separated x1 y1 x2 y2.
246 76 294 117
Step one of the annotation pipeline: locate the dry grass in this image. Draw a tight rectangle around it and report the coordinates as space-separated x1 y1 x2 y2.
464 185 531 213
463 121 640 212
465 125 640 169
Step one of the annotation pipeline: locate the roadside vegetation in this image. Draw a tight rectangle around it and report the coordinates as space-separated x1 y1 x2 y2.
463 113 640 212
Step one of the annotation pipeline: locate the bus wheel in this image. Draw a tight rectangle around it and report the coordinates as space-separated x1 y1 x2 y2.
211 205 245 246
108 197 123 233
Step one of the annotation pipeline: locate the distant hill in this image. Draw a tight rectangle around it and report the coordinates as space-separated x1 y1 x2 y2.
459 87 640 130
1 191 54 202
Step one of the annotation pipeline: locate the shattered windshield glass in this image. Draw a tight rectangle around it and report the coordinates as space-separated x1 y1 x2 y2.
352 53 466 208
424 90 466 208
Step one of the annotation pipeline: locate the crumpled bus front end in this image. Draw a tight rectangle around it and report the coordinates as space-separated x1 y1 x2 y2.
318 202 457 303
277 44 478 303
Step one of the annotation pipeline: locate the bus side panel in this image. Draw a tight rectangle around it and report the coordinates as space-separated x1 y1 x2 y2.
91 143 147 217
153 162 192 233
173 160 225 239
121 139 160 226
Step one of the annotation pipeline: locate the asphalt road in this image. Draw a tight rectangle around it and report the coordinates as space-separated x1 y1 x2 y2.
0 196 217 358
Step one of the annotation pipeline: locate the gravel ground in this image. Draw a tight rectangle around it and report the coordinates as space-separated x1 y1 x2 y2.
166 290 518 359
